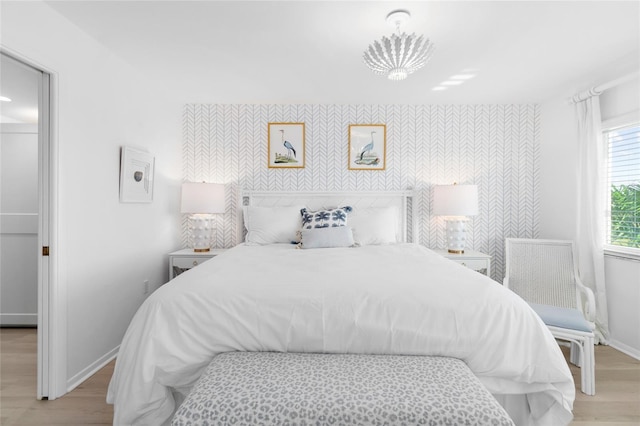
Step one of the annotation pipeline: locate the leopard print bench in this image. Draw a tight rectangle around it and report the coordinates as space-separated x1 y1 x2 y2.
172 352 514 425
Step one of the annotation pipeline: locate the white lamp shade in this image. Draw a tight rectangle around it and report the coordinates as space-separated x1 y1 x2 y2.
433 184 478 217
180 182 225 214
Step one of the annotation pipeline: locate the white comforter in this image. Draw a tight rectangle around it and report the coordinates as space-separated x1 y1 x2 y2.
107 243 574 425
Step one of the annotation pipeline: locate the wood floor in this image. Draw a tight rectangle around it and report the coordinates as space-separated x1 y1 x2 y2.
1 328 639 425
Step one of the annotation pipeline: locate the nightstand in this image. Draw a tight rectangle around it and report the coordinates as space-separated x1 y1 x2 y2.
168 248 226 280
433 249 491 277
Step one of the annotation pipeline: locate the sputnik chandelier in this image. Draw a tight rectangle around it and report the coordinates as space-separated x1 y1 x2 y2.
363 9 435 81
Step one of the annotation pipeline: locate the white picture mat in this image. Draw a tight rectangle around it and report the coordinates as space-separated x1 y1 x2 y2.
349 124 386 170
268 123 305 168
119 147 155 203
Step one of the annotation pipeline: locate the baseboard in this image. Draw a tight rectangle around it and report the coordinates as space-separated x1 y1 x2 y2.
608 339 640 360
66 345 119 393
0 313 37 326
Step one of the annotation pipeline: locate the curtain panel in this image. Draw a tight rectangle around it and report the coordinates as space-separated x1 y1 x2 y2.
573 90 609 343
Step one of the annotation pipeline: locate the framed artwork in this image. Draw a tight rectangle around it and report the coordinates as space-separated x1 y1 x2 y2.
268 122 305 168
349 124 386 170
119 146 155 203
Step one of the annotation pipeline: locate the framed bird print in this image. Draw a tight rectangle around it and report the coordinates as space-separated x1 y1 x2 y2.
349 124 386 170
268 122 305 168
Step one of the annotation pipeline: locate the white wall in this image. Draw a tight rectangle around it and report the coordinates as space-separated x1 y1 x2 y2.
1 1 183 394
601 78 640 122
539 97 579 240
539 63 640 358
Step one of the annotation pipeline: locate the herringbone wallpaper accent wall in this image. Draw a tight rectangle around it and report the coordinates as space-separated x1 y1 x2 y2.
183 104 540 281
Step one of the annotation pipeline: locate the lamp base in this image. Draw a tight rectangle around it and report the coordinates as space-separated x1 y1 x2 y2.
445 218 468 254
189 214 214 252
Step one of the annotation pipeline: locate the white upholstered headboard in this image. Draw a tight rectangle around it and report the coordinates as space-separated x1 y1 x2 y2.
237 190 416 244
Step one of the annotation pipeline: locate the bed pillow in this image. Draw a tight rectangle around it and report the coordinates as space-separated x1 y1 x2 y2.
348 206 399 245
243 205 304 245
299 226 355 249
300 206 353 229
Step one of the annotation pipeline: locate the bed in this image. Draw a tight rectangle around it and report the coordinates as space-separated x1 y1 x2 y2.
107 191 575 425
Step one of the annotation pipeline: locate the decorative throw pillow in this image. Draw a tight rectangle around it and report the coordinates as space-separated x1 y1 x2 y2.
298 226 355 249
348 206 399 245
243 205 304 245
300 206 353 230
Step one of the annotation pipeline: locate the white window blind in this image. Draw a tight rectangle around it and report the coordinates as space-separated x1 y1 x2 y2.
604 123 640 249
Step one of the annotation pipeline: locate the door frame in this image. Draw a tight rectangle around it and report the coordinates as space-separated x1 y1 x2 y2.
1 48 65 400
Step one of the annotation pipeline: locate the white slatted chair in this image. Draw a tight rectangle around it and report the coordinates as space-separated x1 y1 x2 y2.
504 238 596 395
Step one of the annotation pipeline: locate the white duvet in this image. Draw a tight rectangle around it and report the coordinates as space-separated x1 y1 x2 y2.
107 243 574 425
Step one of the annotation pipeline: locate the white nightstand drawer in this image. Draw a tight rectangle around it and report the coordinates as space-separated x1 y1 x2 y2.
449 258 489 272
172 257 209 269
432 249 492 277
168 248 227 280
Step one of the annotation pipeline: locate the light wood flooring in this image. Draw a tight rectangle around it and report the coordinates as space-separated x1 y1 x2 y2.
1 328 639 425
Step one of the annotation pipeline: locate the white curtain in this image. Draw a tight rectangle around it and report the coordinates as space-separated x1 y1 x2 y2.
573 89 609 343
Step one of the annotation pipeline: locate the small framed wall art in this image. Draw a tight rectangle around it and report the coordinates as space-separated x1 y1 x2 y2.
119 146 155 203
348 124 386 170
268 122 305 168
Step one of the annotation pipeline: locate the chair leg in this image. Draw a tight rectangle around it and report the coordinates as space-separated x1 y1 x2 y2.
549 327 596 396
581 335 595 395
570 341 581 367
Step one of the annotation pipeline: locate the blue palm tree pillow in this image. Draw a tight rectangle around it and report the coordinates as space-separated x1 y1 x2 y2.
300 206 353 230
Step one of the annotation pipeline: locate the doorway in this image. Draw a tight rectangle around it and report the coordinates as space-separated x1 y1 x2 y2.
0 51 53 399
1 54 40 327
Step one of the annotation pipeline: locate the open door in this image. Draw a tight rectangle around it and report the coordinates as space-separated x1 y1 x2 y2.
37 66 51 400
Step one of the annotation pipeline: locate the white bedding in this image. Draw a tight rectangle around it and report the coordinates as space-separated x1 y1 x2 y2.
107 243 574 425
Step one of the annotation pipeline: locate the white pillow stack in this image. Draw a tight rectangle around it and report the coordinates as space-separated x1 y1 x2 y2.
243 204 400 247
348 206 399 245
243 205 304 245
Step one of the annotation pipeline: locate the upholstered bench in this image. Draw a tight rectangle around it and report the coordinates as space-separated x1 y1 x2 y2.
172 352 514 425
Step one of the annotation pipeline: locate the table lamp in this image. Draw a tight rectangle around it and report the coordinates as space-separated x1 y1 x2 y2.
433 183 478 253
181 182 225 252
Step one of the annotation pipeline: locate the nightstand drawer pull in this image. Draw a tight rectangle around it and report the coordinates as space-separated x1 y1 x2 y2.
193 260 198 266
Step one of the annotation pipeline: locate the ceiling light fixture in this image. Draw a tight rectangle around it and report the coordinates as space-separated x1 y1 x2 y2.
363 9 435 81
0 96 12 102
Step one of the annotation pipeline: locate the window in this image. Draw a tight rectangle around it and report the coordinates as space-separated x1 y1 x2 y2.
604 122 640 249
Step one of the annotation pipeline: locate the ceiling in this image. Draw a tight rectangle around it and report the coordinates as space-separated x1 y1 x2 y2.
4 1 640 115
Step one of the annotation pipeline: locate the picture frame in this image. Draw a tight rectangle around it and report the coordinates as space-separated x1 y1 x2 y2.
119 146 155 203
268 122 305 168
349 124 386 170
